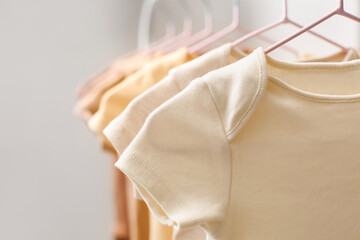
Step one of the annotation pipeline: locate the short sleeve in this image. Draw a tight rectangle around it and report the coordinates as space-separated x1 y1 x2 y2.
103 75 180 156
115 78 232 230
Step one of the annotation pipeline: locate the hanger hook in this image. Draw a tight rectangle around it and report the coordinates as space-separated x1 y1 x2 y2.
178 0 193 35
281 0 289 21
138 0 157 50
231 0 240 25
201 0 213 29
158 1 176 38
339 0 344 10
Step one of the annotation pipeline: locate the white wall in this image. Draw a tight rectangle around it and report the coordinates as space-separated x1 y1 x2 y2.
0 1 358 240
0 1 142 240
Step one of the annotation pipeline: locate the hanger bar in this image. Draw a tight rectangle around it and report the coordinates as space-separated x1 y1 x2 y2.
288 19 345 50
265 0 359 54
231 20 283 47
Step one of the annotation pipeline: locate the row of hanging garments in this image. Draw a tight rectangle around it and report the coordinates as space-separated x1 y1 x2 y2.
75 0 360 239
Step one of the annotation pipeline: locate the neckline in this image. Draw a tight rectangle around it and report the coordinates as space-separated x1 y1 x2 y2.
296 48 357 63
255 47 360 103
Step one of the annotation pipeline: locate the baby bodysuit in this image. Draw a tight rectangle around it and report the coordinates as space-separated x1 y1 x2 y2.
115 48 360 240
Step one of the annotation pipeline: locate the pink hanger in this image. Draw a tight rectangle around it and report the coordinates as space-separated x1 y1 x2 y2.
231 0 346 51
189 0 298 56
265 0 358 54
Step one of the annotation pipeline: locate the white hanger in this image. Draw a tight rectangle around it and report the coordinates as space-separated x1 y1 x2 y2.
146 0 195 52
137 0 177 51
165 0 214 52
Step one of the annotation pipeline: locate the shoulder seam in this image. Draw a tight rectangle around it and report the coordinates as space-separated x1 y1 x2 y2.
204 80 228 140
226 50 267 139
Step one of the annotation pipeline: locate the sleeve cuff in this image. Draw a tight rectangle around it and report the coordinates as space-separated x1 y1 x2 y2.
103 118 139 156
115 149 192 229
104 122 144 200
